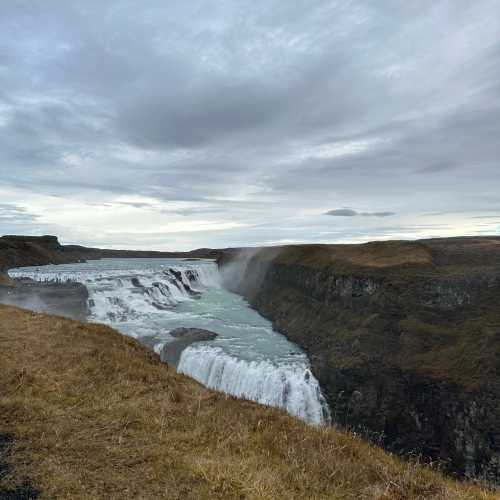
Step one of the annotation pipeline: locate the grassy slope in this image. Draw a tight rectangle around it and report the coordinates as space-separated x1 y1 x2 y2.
250 241 435 269
251 238 500 274
0 306 496 499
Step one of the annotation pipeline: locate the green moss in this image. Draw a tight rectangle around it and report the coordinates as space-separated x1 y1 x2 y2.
398 313 500 390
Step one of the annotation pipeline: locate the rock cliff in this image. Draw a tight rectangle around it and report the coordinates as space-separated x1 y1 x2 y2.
219 237 500 483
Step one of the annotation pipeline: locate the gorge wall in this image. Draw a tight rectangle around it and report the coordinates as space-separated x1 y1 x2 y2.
219 238 500 483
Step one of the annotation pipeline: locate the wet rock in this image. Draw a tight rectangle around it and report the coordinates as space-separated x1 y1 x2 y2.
166 268 183 282
169 327 218 340
131 277 143 287
160 328 218 368
182 282 201 298
185 270 198 283
0 281 89 320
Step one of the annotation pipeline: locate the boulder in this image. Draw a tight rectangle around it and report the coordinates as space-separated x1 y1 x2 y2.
160 327 218 368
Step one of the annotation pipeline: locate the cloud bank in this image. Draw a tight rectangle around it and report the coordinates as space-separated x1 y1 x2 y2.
0 1 499 249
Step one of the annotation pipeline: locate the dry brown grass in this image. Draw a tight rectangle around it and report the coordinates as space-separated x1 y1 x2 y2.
0 304 496 500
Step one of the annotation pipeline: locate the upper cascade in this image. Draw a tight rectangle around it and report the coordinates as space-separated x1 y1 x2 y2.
9 262 220 322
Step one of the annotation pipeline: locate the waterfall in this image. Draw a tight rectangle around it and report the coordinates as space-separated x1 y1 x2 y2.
178 344 330 425
9 258 331 426
9 262 220 323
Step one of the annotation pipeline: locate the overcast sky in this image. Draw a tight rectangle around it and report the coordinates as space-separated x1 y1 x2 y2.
1 1 499 250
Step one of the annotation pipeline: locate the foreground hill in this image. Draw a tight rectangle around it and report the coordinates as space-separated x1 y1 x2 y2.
0 305 495 499
219 237 500 483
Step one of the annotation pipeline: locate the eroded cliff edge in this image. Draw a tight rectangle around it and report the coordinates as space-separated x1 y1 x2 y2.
219 237 500 483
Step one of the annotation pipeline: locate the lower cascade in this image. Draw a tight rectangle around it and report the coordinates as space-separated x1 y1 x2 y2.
178 344 330 425
9 258 331 425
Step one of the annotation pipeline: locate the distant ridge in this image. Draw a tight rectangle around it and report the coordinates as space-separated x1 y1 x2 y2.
0 235 221 279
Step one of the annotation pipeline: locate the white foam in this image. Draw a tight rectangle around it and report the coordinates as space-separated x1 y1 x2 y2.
10 264 220 324
154 342 166 355
178 344 330 425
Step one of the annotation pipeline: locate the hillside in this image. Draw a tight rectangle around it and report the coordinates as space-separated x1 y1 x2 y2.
219 237 500 483
0 305 496 499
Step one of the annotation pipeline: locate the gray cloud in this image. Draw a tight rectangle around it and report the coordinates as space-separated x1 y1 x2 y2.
0 204 38 223
325 209 395 217
415 162 457 175
0 203 54 237
0 1 499 249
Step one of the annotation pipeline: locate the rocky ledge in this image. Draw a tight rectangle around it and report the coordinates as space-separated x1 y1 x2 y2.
0 280 89 321
158 328 218 368
219 237 500 484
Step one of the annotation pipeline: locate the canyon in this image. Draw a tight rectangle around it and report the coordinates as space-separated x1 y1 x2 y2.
2 234 500 484
218 237 500 483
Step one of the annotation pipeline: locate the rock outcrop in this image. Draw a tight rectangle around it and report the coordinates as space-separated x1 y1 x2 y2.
0 281 89 320
219 237 500 483
159 328 218 368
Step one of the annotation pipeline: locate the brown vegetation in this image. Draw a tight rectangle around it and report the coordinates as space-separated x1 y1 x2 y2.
235 237 500 274
0 305 496 499
253 241 434 269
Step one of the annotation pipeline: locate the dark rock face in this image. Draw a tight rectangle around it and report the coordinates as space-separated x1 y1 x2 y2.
0 281 89 321
219 238 500 484
169 327 218 340
131 277 143 288
159 328 218 368
163 269 201 298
